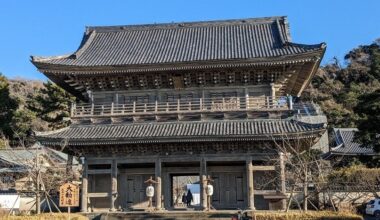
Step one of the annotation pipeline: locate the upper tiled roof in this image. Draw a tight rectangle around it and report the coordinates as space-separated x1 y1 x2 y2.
31 17 325 67
36 119 325 146
331 128 375 155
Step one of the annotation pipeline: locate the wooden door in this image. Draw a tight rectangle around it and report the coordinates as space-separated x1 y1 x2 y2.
211 172 245 209
126 174 154 209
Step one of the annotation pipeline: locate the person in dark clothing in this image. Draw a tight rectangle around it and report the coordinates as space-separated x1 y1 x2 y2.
186 189 193 207
181 193 187 206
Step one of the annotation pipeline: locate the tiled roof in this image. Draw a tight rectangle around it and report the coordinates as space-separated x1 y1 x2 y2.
331 128 375 155
0 145 77 168
36 119 325 146
31 17 325 67
0 149 36 166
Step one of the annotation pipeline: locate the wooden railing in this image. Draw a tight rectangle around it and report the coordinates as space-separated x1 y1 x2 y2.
71 96 292 118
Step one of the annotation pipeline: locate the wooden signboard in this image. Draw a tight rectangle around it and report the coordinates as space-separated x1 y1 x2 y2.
59 182 79 207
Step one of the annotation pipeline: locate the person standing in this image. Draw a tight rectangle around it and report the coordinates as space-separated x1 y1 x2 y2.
186 189 193 207
181 193 187 206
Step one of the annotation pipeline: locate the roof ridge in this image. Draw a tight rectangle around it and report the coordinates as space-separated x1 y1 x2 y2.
35 127 71 136
86 16 288 33
73 30 97 58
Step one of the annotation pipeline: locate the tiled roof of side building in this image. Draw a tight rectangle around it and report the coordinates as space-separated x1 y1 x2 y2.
331 128 375 155
31 16 325 67
36 119 326 146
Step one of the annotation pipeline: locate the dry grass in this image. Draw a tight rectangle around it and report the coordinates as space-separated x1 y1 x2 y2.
252 211 363 220
0 213 88 220
0 211 363 220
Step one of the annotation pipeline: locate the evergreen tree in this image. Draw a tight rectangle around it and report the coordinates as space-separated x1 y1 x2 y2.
354 90 380 152
28 81 75 129
10 108 37 145
0 73 19 140
304 39 380 129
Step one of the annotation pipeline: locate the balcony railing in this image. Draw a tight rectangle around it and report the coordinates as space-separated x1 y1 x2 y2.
71 96 292 118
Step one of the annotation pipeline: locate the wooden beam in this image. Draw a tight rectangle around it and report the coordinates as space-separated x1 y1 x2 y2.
87 169 112 175
252 165 276 171
88 192 110 198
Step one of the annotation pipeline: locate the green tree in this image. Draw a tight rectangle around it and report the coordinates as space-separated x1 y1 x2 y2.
304 39 380 130
28 81 75 129
0 73 19 139
10 108 37 145
354 89 380 152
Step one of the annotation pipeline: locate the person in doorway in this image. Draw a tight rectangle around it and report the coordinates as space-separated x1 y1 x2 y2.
186 189 193 207
181 193 187 206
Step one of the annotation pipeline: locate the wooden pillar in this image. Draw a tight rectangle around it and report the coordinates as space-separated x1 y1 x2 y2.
81 158 88 212
155 158 162 210
119 171 127 210
279 152 286 210
200 158 207 210
246 157 255 210
110 159 117 211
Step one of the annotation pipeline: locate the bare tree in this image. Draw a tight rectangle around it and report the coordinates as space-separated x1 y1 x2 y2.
263 132 333 212
0 135 78 215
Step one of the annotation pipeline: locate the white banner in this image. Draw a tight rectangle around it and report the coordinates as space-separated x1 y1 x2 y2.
0 195 20 209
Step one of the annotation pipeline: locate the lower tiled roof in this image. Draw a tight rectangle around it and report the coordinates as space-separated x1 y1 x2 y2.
36 119 325 146
331 128 375 155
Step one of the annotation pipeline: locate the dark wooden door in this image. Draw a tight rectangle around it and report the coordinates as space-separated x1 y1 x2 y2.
211 172 246 209
126 174 154 208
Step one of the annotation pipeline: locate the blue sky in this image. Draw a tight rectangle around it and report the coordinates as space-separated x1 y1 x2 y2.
0 0 379 80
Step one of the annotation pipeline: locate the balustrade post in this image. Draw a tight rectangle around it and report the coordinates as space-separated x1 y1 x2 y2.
133 101 136 113
70 103 74 117
144 103 147 113
200 98 203 110
155 100 158 112
91 103 94 115
122 104 125 114
111 102 114 115
177 99 180 112
288 95 293 110
101 105 104 115
246 94 249 109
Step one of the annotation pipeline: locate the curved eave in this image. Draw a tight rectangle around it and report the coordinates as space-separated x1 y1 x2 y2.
294 44 326 97
37 131 324 146
35 119 326 147
31 47 325 101
31 46 325 73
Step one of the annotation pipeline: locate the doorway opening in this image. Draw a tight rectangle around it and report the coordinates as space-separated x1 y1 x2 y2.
171 174 200 209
